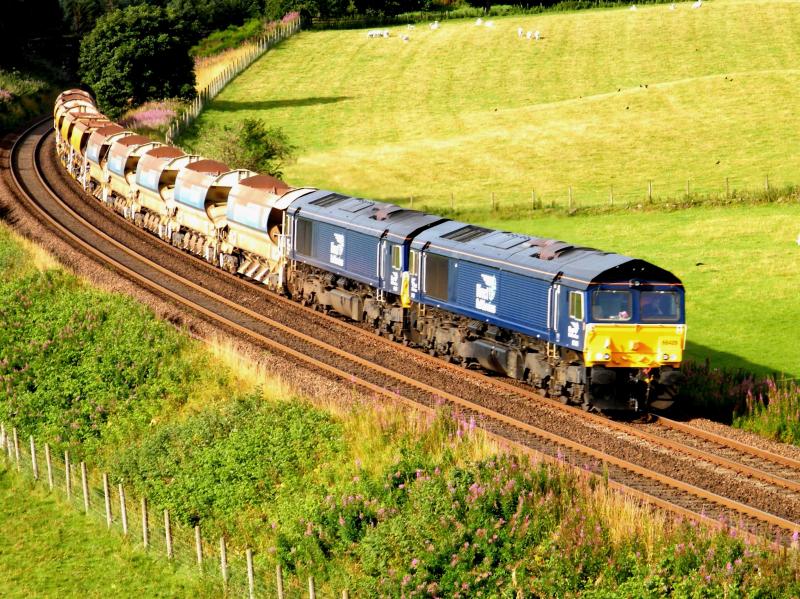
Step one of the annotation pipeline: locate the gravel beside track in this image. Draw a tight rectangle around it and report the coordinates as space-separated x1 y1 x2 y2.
6 120 800 541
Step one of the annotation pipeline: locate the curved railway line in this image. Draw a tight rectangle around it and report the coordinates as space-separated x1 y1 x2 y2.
7 118 800 543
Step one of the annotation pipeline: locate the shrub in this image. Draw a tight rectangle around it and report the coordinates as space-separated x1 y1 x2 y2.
217 118 296 177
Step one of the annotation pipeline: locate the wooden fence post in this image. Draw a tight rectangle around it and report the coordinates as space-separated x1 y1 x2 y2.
195 525 203 567
220 537 229 589
142 497 149 549
45 444 53 490
12 428 19 470
103 473 112 528
0 423 5 453
276 564 285 599
65 450 71 500
725 177 730 198
343 590 350 599
119 484 128 536
647 180 652 202
309 576 316 599
765 175 770 192
29 436 38 481
80 462 89 514
246 549 255 599
164 509 173 559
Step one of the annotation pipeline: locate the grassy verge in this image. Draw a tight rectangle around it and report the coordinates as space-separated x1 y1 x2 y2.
0 464 216 598
0 69 59 133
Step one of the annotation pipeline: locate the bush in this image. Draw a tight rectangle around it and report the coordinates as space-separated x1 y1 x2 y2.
217 118 296 177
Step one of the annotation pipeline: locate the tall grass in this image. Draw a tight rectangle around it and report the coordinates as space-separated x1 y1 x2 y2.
734 379 800 445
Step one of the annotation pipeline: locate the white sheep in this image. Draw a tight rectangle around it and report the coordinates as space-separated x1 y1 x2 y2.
485 20 494 27
401 34 410 42
430 20 440 30
669 3 676 9
692 0 702 8
475 17 483 26
534 30 540 40
526 30 532 40
517 26 523 37
630 4 637 10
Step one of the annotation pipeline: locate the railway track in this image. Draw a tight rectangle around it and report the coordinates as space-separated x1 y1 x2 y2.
8 118 800 542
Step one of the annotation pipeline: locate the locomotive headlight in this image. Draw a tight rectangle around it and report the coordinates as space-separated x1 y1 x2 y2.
662 353 670 360
603 353 611 361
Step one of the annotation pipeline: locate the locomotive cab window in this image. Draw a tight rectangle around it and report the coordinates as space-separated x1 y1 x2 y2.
391 244 402 270
568 291 584 320
409 249 420 275
640 291 680 322
592 290 632 321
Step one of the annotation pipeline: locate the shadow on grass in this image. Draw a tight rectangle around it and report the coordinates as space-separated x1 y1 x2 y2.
212 96 353 111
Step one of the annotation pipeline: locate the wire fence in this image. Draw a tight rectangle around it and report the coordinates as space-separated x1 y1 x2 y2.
166 16 302 146
0 423 348 599
398 173 800 216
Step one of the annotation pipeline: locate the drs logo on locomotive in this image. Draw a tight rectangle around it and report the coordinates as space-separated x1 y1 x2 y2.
476 273 497 314
330 233 345 267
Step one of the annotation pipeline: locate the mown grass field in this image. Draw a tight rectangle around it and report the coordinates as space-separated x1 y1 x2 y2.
181 0 800 210
484 203 800 378
180 0 800 379
0 466 215 598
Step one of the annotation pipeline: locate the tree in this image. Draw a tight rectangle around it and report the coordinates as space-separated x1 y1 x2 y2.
78 4 195 117
217 119 295 178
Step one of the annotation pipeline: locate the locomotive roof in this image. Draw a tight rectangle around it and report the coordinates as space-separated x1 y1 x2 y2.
411 220 681 289
287 190 445 242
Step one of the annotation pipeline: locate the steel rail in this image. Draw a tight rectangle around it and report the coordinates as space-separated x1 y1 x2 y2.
655 416 800 470
12 120 799 539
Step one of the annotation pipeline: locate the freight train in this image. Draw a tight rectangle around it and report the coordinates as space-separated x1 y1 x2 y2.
53 89 687 412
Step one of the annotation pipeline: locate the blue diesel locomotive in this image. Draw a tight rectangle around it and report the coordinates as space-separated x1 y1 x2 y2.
54 90 686 412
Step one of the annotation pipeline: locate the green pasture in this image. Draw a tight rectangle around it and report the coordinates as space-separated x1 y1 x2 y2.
0 466 215 598
483 203 800 378
180 0 800 378
181 0 800 212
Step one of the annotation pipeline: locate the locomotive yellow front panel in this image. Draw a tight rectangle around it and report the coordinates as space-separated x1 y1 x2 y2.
583 323 686 368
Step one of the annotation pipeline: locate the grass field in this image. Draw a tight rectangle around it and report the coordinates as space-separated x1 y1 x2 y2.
0 466 215 598
179 0 800 379
484 203 800 378
180 0 800 211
